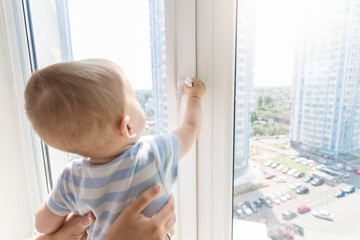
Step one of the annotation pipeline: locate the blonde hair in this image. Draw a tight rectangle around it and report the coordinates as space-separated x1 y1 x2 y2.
25 59 126 150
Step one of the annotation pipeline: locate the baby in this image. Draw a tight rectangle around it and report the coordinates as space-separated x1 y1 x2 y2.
24 58 205 239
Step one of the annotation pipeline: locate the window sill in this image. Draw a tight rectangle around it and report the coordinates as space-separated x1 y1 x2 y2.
233 219 267 240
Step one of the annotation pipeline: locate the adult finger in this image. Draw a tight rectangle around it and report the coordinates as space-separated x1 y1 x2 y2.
75 211 95 230
80 232 88 240
124 184 160 217
154 194 175 223
164 214 176 234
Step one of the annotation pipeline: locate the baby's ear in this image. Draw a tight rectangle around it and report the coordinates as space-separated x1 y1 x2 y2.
118 116 136 139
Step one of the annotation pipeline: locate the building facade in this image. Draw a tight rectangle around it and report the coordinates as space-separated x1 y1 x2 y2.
291 0 360 159
149 0 168 134
234 0 255 166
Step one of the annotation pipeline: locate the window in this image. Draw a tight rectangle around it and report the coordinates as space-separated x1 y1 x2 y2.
233 0 360 239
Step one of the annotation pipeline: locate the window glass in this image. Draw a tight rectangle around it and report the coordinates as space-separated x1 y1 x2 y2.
27 0 167 186
233 0 360 239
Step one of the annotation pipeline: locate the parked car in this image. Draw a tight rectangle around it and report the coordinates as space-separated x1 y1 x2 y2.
241 203 253 216
311 178 324 186
303 175 313 183
258 218 268 225
276 164 285 171
259 196 273 208
282 191 292 200
245 200 259 212
274 191 287 202
271 162 280 168
297 205 311 214
265 173 276 179
293 171 305 178
267 194 281 205
312 210 333 221
282 210 297 220
295 186 309 195
289 182 302 190
353 168 360 175
334 190 345 198
281 222 304 237
235 207 245 218
273 176 287 183
267 226 294 240
287 169 297 176
342 185 355 194
282 167 291 174
341 172 350 178
264 160 274 167
305 160 315 166
254 199 263 208
335 163 344 170
345 166 353 171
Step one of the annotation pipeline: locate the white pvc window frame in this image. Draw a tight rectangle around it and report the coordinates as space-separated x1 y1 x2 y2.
196 0 236 239
1 0 49 231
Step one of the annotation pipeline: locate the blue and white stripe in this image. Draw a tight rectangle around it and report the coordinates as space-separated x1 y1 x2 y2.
47 134 178 240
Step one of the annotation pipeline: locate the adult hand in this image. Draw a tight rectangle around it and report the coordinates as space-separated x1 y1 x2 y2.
105 184 176 240
31 211 95 240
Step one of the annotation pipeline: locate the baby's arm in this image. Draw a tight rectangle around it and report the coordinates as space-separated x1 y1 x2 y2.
35 202 67 234
172 78 206 159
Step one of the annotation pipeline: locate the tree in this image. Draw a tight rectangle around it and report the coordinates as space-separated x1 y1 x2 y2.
257 96 263 108
264 95 273 106
251 112 258 123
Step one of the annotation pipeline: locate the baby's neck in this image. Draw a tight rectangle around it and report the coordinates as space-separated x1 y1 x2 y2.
88 141 136 165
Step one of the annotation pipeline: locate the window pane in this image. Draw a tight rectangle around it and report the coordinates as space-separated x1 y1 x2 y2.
27 0 167 185
233 0 360 239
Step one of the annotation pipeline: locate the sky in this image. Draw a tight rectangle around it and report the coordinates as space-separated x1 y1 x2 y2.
68 0 153 90
252 0 327 87
67 0 327 89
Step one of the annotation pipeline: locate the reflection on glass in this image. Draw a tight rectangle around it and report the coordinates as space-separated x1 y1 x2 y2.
233 0 360 239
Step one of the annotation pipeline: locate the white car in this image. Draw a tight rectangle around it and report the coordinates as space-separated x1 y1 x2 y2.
287 169 297 176
264 160 274 167
267 194 281 205
312 210 333 221
273 176 287 183
282 191 292 200
274 191 287 202
241 203 253 216
289 182 302 190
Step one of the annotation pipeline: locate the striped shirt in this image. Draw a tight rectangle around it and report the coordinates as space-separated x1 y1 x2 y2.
47 134 178 240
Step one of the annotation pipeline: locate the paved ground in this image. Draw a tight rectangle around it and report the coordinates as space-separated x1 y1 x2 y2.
233 137 360 239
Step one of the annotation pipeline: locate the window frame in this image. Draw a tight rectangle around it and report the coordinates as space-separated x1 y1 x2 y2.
196 0 236 239
1 0 49 230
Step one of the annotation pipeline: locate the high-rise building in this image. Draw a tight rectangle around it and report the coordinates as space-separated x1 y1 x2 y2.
149 0 168 134
234 0 255 166
291 0 360 159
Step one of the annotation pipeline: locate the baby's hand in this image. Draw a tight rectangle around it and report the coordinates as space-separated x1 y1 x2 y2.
184 78 206 99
